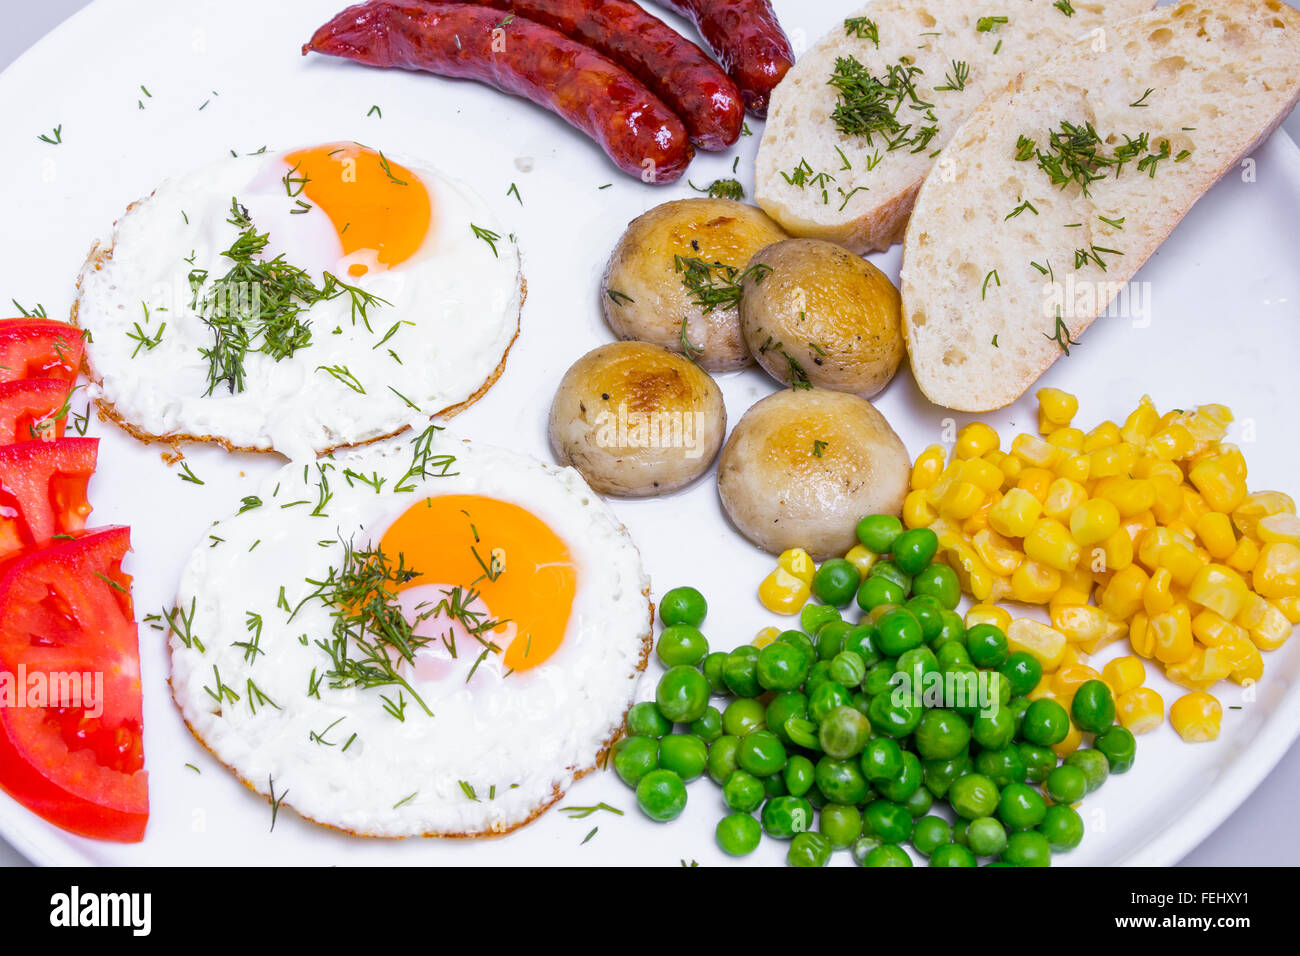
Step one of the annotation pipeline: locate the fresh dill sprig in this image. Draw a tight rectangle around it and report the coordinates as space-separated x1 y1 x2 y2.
689 177 745 200
843 17 880 46
674 256 772 314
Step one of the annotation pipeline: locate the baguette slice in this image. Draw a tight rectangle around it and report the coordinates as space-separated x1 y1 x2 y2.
755 0 1153 253
901 0 1300 412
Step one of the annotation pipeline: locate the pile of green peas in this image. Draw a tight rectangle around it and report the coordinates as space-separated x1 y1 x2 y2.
611 514 1137 866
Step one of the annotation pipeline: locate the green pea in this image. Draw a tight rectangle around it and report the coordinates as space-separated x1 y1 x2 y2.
929 609 967 651
707 735 740 784
784 717 820 750
843 624 882 667
722 646 761 698
860 736 904 782
863 660 898 696
815 620 852 661
763 773 788 798
764 692 808 745
715 812 761 856
626 701 672 739
1064 748 1110 792
1071 680 1116 734
819 802 863 848
784 754 816 797
777 629 817 661
856 514 903 553
757 641 810 692
972 702 1017 751
850 835 884 866
722 698 766 738
800 603 841 636
895 646 940 691
813 559 861 607
787 831 833 867
656 625 709 667
922 753 971 799
737 730 787 777
875 607 924 656
611 735 659 787
856 575 907 612
875 751 923 803
659 586 707 627
864 844 913 867
975 746 1028 788
815 756 871 805
929 843 977 867
948 773 1000 820
1046 764 1088 805
1001 830 1052 867
902 781 934 817
850 691 872 718
819 705 872 759
761 795 813 839
952 819 970 847
914 708 971 761
966 816 1008 858
905 595 946 643
1095 725 1136 774
688 705 723 743
722 770 766 813
868 689 923 738
808 680 851 723
1017 743 1057 784
911 562 961 609
948 666 986 719
998 782 1047 830
911 815 953 856
635 769 686 822
1039 804 1084 851
892 527 939 574
863 799 913 844
936 640 971 670
657 733 708 781
701 651 729 694
1021 698 1070 746
804 660 834 697
1000 652 1043 697
965 623 1010 668
869 559 913 593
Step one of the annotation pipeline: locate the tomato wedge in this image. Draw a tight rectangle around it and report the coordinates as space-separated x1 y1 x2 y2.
0 438 97 557
0 378 70 443
0 527 148 842
0 319 84 388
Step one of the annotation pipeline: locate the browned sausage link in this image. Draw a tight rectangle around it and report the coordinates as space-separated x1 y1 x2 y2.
303 2 694 182
454 0 743 150
653 0 794 117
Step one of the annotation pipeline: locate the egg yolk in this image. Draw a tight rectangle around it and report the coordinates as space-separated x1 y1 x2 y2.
379 495 577 672
284 143 432 278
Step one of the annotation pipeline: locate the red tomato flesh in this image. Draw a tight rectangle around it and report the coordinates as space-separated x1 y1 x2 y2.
0 319 85 388
0 527 148 842
0 379 70 444
0 438 97 557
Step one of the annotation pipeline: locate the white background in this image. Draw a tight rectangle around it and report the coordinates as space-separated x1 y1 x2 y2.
0 0 1297 867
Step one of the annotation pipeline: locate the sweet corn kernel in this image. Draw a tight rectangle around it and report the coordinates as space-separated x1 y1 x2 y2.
1051 664 1103 709
1241 595 1292 651
971 528 1023 576
1076 615 1128 656
1012 433 1061 469
1016 468 1055 504
1100 564 1149 620
1142 567 1175 617
1049 567 1095 611
1195 511 1237 559
1007 618 1068 671
989 488 1042 538
964 603 1013 632
1097 527 1134 573
1178 488 1212 527
1277 596 1300 625
960 458 1005 494
945 540 996 602
1150 603 1194 664
1229 639 1264 684
1257 513 1300 545
1051 720 1083 758
843 544 878 580
1253 542 1300 600
961 493 999 536
1188 564 1251 619
1129 611 1153 658
955 422 999 460
1026 682 1057 702
1069 498 1120 547
1121 396 1159 446
924 462 962 507
1225 536 1260 574
1043 479 1088 523
1054 453 1091 484
1191 609 1244 649
1046 427 1085 452
1102 656 1146 695
1024 517 1081 572
1037 388 1079 428
777 548 816 585
758 567 811 615
1148 423 1194 461
1169 691 1222 742
910 444 947 491
753 626 781 648
1116 687 1164 734
997 453 1024 483
1167 645 1236 690
1189 457 1248 514
940 482 986 521
903 489 937 530
1232 491 1296 537
1090 442 1137 479
1158 541 1208 589
1050 604 1110 646
1084 420 1122 452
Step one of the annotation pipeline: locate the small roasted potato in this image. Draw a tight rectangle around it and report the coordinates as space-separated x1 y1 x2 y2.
602 199 788 372
739 238 904 397
550 342 726 497
717 388 909 558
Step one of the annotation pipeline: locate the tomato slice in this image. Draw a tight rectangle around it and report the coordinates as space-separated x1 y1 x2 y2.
0 527 148 842
0 379 70 444
0 438 97 557
0 320 84 388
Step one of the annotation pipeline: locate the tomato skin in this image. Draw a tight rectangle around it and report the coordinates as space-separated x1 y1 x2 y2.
0 379 70 443
0 437 97 556
0 527 147 843
0 320 85 388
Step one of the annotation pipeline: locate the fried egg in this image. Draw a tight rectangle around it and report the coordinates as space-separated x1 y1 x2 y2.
168 432 651 837
75 144 522 458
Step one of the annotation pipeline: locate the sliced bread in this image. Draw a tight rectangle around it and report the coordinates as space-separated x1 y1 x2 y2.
901 0 1300 412
754 0 1153 253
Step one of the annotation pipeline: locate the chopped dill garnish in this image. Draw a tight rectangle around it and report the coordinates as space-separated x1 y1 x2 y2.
689 177 745 200
674 256 772 313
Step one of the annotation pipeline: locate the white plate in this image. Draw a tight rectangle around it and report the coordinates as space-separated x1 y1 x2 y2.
1 0 1298 866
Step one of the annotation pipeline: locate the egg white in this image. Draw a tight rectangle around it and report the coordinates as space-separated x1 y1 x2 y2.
75 149 521 459
168 433 651 837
